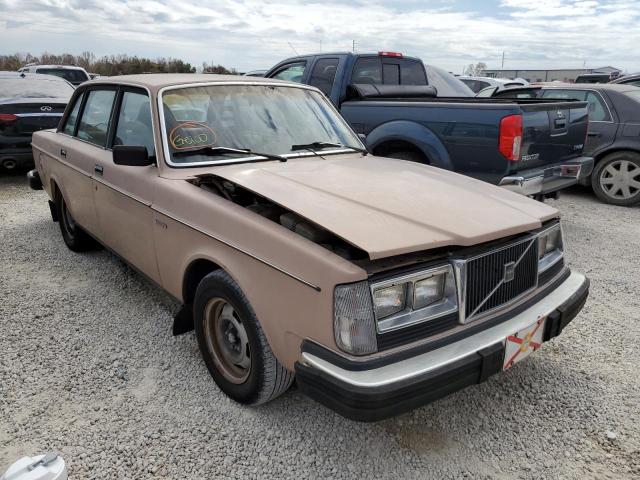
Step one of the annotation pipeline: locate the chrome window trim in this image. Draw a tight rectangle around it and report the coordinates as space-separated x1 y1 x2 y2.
58 82 158 157
370 264 458 334
156 81 366 169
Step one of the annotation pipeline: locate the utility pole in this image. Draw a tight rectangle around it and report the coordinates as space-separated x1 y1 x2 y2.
501 51 505 69
352 40 356 53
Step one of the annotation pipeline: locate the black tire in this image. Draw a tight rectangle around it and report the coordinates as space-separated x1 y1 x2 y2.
55 191 98 252
194 270 294 405
386 150 429 164
591 151 640 206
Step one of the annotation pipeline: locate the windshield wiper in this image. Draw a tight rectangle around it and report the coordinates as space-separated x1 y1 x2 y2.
291 141 368 155
173 146 287 162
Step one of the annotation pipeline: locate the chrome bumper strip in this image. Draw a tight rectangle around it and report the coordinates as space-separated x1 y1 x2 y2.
300 271 586 389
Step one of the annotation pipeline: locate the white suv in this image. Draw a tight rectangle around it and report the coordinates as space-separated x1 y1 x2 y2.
17 64 91 86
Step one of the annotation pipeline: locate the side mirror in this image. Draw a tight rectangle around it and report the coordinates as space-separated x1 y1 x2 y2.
113 145 153 166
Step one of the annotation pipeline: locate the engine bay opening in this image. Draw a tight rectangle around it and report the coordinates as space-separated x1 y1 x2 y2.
189 175 368 261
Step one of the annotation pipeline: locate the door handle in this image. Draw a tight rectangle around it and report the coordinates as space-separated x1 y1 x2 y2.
94 164 104 175
587 132 601 137
60 149 67 158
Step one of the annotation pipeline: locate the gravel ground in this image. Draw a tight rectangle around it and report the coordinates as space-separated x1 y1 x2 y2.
1 170 639 479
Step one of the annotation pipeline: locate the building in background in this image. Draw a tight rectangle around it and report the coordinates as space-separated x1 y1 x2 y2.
482 66 621 83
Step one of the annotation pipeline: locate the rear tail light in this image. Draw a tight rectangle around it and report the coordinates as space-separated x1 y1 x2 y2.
378 51 403 58
0 113 18 124
499 114 523 161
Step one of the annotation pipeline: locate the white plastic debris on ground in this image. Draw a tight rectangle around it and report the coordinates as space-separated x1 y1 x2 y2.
1 454 67 480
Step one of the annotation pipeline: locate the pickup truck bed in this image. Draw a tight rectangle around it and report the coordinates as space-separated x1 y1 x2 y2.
265 52 594 196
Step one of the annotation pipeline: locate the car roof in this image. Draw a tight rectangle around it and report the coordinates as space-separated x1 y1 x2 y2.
0 71 71 82
83 73 306 93
540 83 638 92
24 64 86 70
611 73 640 83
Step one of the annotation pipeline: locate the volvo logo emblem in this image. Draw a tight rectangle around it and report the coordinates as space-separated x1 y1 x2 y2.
503 262 516 283
40 106 52 111
556 110 565 119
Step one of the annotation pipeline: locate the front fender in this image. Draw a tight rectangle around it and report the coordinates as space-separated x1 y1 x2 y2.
365 120 453 170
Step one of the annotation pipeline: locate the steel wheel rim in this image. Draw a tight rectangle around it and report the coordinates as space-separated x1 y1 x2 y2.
599 159 640 200
203 298 251 384
61 198 77 233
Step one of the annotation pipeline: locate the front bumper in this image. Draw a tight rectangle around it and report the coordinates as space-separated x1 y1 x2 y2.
499 156 594 196
296 271 589 422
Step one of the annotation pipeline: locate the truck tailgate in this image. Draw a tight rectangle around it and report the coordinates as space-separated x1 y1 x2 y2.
511 100 589 173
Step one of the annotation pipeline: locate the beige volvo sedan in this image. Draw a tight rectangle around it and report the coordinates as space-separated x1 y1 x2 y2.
29 74 589 421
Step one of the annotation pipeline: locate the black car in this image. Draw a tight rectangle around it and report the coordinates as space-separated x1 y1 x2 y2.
489 84 640 206
611 73 640 88
0 72 74 170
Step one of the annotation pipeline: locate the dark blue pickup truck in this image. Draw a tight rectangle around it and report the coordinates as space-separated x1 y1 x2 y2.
265 52 594 197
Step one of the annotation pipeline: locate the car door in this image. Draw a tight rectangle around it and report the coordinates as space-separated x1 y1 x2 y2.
541 88 617 155
49 88 112 236
91 87 161 283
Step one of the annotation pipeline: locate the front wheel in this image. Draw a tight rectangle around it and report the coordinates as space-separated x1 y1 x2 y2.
194 270 294 405
591 152 640 206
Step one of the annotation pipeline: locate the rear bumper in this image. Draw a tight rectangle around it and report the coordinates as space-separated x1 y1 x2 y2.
499 156 594 196
0 150 34 169
295 271 589 422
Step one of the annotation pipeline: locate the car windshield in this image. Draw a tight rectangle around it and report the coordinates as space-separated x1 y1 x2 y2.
161 84 363 166
37 68 88 83
0 77 74 99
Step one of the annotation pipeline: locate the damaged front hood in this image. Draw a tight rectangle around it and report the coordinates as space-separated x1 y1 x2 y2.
196 154 559 260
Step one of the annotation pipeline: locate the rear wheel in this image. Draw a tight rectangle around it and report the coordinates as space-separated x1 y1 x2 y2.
592 151 640 206
55 192 97 251
194 270 294 405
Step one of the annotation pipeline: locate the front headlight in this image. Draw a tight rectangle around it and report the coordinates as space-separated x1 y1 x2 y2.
537 223 564 272
372 284 407 318
371 265 458 334
334 281 377 355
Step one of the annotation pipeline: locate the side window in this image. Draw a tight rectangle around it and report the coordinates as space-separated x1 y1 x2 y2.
382 63 400 85
114 91 155 156
351 57 382 84
400 61 427 85
271 62 306 83
584 92 611 121
76 90 116 147
542 89 586 101
62 93 84 135
308 58 339 96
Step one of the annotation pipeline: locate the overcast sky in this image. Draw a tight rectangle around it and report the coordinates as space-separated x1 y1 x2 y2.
1 0 638 74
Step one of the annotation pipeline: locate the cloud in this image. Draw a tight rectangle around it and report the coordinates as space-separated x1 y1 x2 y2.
0 0 637 72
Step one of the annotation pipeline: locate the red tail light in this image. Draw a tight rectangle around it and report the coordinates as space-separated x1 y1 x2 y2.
0 113 18 124
499 114 523 161
378 51 403 58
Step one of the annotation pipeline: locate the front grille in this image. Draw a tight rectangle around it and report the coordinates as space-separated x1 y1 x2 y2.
464 237 538 321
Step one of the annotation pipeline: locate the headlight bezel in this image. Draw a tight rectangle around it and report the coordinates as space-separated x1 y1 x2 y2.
369 264 458 334
537 222 564 274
